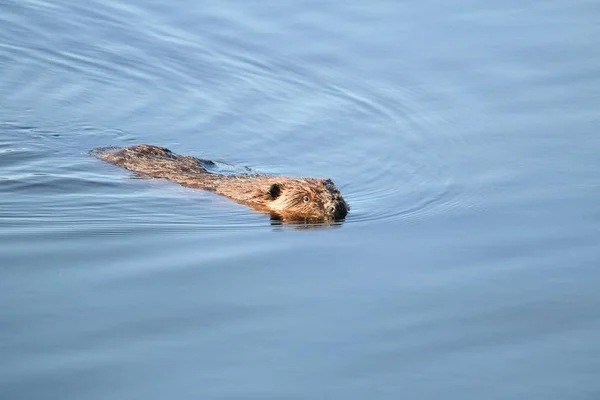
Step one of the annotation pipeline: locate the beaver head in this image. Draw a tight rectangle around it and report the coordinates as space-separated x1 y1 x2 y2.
265 178 349 221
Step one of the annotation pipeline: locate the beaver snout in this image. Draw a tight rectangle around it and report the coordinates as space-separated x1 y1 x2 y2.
335 205 348 219
331 200 349 220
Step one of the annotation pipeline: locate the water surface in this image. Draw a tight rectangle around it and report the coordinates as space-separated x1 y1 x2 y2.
1 0 600 399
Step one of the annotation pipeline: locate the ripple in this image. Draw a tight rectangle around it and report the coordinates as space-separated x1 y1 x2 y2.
3 62 466 230
209 53 467 225
188 40 476 226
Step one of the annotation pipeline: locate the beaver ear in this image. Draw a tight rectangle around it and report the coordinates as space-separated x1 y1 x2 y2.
268 183 282 199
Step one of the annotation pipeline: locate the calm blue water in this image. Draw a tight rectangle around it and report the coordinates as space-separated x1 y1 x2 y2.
1 0 600 399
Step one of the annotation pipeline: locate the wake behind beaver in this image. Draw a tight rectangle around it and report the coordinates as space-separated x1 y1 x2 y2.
92 144 349 222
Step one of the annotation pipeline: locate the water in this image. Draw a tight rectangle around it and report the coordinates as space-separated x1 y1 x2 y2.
1 0 599 398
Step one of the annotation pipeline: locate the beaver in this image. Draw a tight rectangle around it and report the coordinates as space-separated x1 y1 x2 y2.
92 144 349 221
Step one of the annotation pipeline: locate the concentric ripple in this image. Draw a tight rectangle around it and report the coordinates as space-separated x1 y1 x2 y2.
198 48 467 226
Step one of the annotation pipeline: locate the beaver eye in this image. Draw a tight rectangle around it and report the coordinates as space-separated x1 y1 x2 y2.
329 206 336 214
303 195 310 203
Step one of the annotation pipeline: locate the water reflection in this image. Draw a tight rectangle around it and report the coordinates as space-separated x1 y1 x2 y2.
269 213 344 230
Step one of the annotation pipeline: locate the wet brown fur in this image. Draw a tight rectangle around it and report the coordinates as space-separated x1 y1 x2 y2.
93 144 349 221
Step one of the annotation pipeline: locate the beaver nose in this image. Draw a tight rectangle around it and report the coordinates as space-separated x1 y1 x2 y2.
334 203 348 219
